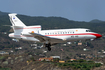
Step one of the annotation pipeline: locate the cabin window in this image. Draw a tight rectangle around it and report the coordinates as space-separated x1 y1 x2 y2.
65 32 67 34
61 32 62 34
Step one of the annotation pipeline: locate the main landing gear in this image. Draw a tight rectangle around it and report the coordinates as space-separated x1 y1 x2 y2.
45 43 51 51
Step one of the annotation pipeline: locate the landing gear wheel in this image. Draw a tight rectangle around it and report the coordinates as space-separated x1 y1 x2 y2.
45 43 51 51
48 47 51 51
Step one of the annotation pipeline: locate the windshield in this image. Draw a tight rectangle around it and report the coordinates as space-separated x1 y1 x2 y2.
86 30 91 32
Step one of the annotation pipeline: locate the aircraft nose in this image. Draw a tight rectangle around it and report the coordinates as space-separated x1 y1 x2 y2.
95 33 102 38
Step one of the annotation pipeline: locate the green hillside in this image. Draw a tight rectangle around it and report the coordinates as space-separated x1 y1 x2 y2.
0 11 105 33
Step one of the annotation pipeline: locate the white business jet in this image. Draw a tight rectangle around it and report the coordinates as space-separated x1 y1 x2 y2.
8 14 102 51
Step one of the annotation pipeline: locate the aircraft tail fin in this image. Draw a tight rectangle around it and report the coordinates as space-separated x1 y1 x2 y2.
8 13 26 33
8 13 41 34
8 13 26 26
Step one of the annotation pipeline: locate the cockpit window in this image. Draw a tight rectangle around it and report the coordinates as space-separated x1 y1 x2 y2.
86 30 91 32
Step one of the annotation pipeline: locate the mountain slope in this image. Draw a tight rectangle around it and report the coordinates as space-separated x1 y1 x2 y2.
90 19 105 23
0 11 105 33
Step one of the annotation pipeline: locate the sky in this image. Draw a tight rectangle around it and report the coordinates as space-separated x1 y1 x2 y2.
0 0 105 22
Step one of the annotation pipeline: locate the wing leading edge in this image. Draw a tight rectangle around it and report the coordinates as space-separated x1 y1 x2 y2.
30 32 63 43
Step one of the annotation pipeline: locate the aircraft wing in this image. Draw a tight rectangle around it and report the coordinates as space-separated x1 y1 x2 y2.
30 32 63 42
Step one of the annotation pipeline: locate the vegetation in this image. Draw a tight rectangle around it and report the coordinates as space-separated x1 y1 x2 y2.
0 56 5 60
0 68 11 70
0 65 11 70
0 55 8 61
53 58 59 62
56 59 102 70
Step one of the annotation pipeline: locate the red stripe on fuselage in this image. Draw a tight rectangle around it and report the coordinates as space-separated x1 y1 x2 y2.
45 33 97 36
